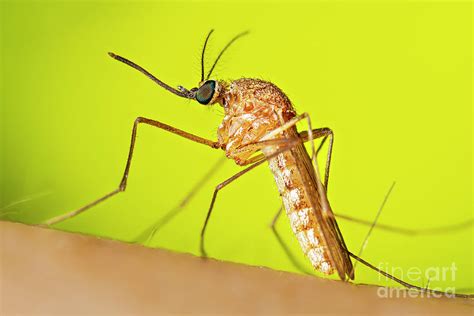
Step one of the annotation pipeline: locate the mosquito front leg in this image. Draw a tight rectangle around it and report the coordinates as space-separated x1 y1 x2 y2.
42 116 220 226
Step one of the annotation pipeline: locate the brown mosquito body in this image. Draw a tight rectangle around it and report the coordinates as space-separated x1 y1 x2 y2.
216 78 352 279
42 30 473 298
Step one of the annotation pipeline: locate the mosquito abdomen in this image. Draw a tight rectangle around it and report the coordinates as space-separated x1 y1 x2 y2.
266 148 335 275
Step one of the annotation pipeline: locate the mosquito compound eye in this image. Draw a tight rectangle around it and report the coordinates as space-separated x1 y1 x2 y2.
196 80 216 105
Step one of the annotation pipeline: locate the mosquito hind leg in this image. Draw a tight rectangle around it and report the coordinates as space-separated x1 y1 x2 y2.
349 182 396 276
269 204 283 229
348 251 473 299
42 116 220 226
301 126 472 235
333 203 473 235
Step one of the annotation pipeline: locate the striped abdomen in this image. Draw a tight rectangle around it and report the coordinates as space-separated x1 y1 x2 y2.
264 146 335 275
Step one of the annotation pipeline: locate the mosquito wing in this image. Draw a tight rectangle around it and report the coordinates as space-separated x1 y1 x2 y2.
293 141 354 280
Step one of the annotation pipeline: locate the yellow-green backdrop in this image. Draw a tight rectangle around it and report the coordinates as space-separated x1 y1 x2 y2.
1 1 472 292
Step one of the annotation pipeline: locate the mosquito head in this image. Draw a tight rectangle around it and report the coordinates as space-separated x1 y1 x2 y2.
190 29 248 106
107 30 247 106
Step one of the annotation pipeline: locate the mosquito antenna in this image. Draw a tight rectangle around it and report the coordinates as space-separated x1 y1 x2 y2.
206 30 249 80
201 29 214 82
108 52 195 99
348 251 474 299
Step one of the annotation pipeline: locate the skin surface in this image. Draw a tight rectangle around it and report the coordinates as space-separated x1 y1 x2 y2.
1 221 473 315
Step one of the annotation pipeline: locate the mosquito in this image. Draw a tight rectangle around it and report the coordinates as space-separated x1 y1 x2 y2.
42 30 473 299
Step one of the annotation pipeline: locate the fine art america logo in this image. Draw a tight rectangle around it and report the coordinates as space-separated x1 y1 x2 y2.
376 262 458 298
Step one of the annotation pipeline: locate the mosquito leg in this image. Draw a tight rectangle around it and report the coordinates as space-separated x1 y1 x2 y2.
200 138 305 257
301 128 467 238
238 118 342 273
42 117 221 226
301 128 471 235
348 251 474 299
237 126 334 189
344 184 472 298
231 136 305 167
269 204 283 229
334 210 473 235
134 156 227 245
298 128 333 190
200 158 267 257
260 113 317 163
269 204 314 275
351 182 396 275
234 138 302 156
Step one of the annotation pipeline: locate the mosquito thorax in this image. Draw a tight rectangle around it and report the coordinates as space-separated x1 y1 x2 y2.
216 78 297 165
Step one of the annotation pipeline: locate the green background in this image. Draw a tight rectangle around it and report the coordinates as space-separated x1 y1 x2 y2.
1 1 472 292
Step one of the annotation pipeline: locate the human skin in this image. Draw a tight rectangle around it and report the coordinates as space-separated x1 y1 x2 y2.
0 221 472 315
